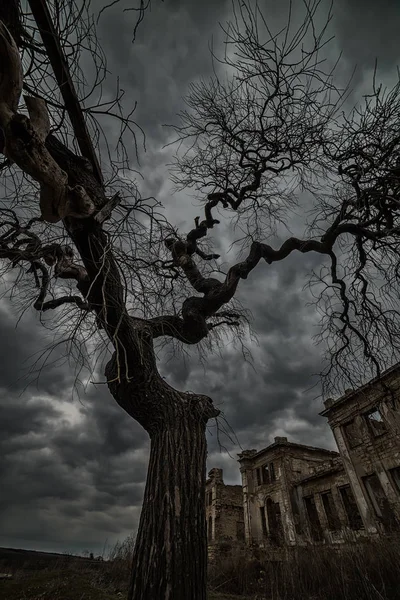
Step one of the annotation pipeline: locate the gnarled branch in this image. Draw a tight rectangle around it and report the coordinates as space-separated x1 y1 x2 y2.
0 21 95 223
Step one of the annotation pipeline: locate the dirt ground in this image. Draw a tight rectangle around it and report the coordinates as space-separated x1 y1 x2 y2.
0 569 253 600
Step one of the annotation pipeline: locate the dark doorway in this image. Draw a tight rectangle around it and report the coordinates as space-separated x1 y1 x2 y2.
236 521 245 541
363 473 398 531
321 490 341 531
304 495 323 541
339 485 363 530
266 498 284 545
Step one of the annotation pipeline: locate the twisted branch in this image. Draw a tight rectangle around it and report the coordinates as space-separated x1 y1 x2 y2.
0 20 95 223
0 210 89 312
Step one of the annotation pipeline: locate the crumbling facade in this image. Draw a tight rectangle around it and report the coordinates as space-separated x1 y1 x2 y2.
238 438 345 545
205 468 245 545
207 363 400 548
321 364 400 537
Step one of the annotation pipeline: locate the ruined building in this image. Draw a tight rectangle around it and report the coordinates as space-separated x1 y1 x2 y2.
207 363 400 547
205 468 245 544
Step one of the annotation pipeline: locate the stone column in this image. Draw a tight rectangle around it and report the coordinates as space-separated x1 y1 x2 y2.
332 425 377 533
279 456 298 545
238 451 258 545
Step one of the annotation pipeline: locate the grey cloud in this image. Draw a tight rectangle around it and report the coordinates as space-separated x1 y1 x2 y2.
94 0 231 148
334 0 400 73
0 305 148 552
0 395 60 442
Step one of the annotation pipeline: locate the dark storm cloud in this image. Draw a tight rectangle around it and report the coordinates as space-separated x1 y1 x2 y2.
1 0 399 552
0 304 76 397
94 0 230 146
0 393 60 443
335 0 400 74
0 300 148 552
0 372 148 552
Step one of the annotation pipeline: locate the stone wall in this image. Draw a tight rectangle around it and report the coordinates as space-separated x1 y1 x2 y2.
205 468 245 545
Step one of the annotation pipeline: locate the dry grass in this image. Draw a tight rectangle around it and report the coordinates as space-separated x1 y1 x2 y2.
208 535 400 599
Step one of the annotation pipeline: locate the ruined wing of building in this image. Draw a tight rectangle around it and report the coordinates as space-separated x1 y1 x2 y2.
206 363 400 548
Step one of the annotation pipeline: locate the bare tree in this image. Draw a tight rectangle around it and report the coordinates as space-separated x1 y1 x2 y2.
1 1 400 599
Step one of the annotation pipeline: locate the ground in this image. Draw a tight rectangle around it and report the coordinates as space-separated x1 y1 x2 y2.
0 569 253 600
1 569 120 600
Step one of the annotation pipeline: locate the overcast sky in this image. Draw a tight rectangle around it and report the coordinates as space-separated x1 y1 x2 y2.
1 0 400 555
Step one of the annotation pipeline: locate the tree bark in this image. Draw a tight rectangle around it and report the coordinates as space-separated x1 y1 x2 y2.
130 407 208 600
106 353 218 600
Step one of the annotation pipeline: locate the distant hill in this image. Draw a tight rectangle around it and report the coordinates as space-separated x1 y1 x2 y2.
0 546 103 570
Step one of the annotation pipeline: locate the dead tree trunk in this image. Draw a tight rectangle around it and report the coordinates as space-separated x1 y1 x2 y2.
106 352 218 600
130 406 208 600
